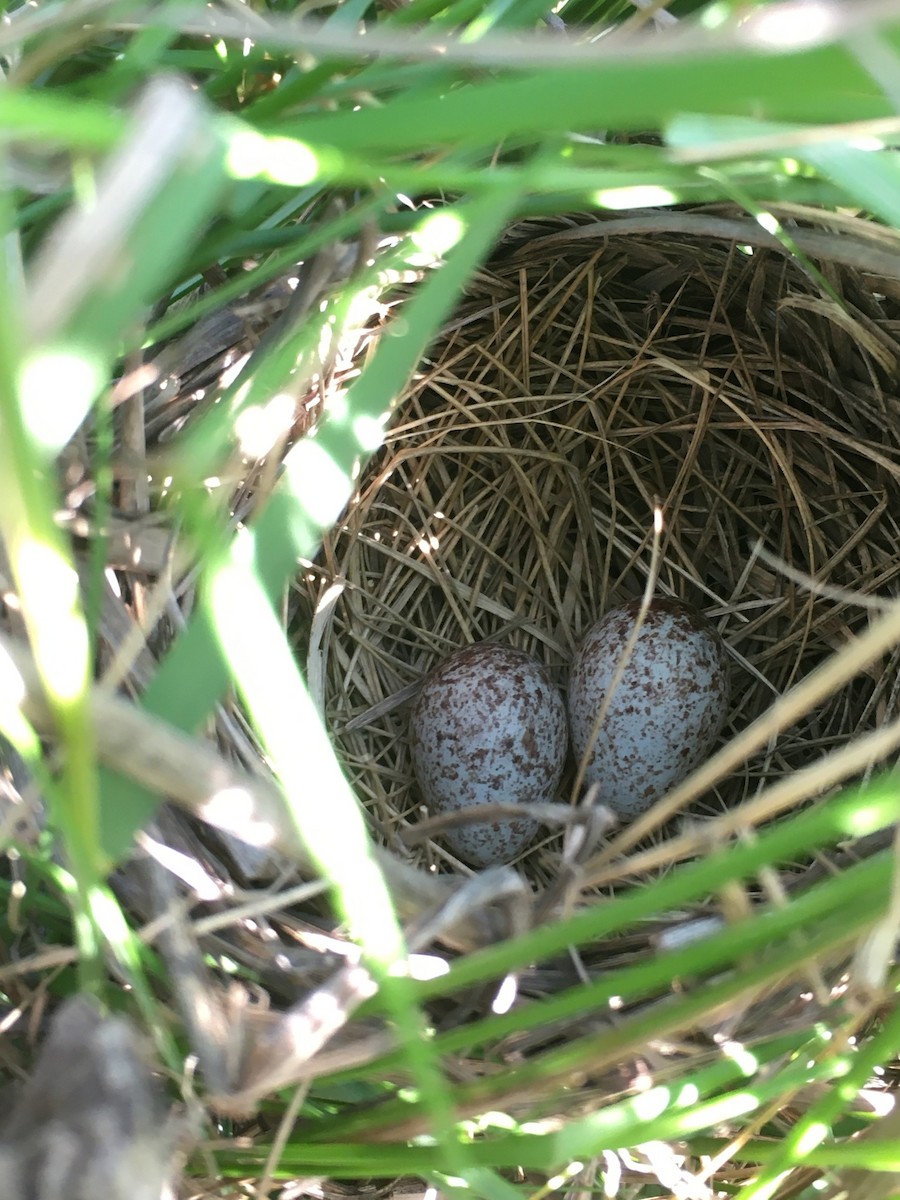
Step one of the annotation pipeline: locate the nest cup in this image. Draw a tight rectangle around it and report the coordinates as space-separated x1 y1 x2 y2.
297 206 900 882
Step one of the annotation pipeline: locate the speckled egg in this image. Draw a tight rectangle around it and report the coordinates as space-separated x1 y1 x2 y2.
567 599 729 819
410 643 568 867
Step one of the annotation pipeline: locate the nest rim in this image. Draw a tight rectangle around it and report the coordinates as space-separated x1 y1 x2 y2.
296 203 900 893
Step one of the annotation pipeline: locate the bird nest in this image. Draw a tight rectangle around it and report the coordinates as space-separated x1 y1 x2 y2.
295 206 900 889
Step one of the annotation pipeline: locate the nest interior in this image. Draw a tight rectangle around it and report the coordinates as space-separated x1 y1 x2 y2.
296 208 900 882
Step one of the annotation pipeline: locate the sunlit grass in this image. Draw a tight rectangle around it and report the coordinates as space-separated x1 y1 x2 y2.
1 1 900 1198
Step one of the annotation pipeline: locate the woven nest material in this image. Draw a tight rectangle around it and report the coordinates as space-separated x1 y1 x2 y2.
296 206 900 887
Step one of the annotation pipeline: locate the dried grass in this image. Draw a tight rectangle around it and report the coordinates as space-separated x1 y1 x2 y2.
7 207 900 1200
296 205 900 891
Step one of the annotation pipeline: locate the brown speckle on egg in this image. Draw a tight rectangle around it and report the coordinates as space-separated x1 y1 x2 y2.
567 599 729 819
410 643 568 867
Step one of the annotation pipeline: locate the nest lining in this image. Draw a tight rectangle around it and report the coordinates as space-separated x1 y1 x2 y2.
296 207 900 884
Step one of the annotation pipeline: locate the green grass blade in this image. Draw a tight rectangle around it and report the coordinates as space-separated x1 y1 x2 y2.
0 170 103 987
98 187 521 863
0 87 123 152
668 111 900 226
304 906 873 1144
348 849 890 1072
397 776 900 1002
277 46 885 152
736 993 900 1200
194 185 523 1176
218 1029 850 1177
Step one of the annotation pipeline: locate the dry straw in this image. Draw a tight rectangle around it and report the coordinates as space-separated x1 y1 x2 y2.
296 204 900 890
